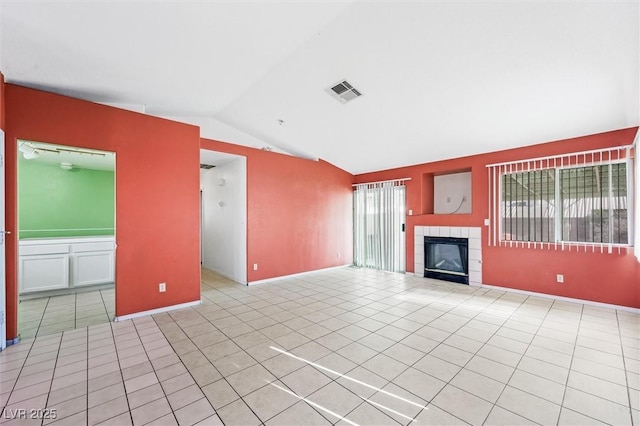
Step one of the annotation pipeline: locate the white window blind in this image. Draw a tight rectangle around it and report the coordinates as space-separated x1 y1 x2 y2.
487 145 634 253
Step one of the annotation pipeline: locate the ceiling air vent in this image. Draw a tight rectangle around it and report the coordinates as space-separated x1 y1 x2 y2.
200 163 215 170
327 80 362 104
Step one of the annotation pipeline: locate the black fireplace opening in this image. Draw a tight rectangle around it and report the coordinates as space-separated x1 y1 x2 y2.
424 236 469 284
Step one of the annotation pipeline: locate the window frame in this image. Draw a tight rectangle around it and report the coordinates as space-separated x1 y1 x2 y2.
498 158 633 247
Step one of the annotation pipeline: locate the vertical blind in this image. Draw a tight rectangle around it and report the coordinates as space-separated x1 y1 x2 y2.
353 179 408 272
486 145 635 254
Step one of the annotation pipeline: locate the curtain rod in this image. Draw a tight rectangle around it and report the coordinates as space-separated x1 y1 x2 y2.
352 178 411 187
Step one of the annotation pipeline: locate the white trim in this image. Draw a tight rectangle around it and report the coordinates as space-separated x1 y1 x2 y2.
482 283 640 314
114 299 201 322
247 264 351 285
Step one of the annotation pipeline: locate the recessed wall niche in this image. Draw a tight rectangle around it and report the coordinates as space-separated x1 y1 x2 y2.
434 170 472 214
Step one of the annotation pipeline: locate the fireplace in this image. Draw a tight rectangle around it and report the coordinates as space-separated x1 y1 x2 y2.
424 236 469 284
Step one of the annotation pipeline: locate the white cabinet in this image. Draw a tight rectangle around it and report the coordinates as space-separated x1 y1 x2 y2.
19 237 115 294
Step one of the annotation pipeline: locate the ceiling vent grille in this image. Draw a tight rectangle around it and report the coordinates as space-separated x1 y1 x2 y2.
327 80 362 104
200 163 215 170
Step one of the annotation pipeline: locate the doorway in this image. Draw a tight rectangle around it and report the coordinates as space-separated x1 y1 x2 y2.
353 181 406 273
16 140 116 338
199 150 247 284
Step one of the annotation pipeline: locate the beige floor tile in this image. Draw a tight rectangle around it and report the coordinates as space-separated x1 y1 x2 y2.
44 394 86 424
216 399 262 426
267 400 332 425
125 371 158 394
87 395 129 426
496 386 561 425
362 353 409 381
88 382 125 408
173 398 215 426
432 384 493 426
130 397 172 425
306 382 363 419
243 380 302 422
212 350 257 376
568 370 629 406
166 384 204 411
281 365 332 398
484 405 538 425
201 379 240 410
413 354 462 382
127 383 165 410
144 413 178 426
508 369 565 404
160 372 196 395
517 356 569 385
412 403 467 425
226 363 277 396
368 382 426 425
336 365 389 399
450 369 505 403
563 387 632 425
558 407 608 425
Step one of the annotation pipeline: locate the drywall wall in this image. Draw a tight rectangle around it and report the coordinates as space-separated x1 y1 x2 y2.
4 84 201 339
355 127 640 308
434 171 472 214
200 138 353 283
201 157 247 283
18 158 115 238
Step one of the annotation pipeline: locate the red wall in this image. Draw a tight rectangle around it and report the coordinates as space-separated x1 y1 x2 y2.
5 85 202 339
200 139 354 282
356 128 640 308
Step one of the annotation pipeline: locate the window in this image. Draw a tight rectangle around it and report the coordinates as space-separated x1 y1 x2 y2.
487 145 634 251
501 163 628 244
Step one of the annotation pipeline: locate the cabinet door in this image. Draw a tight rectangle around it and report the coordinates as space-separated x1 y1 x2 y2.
19 254 70 293
72 251 115 287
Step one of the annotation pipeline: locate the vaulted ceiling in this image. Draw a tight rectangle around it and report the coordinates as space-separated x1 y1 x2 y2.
1 1 638 174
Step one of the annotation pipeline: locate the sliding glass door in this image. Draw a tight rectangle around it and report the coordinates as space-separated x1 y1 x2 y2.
353 181 406 273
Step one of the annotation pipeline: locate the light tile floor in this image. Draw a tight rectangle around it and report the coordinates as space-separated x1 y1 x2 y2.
18 288 115 339
1 267 638 425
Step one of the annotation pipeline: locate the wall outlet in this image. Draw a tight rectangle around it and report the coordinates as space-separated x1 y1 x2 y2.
556 274 564 283
408 209 413 216
159 282 166 292
253 263 258 271
337 252 341 258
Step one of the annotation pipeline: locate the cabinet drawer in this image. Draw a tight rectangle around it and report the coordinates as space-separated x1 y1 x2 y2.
19 254 69 293
20 244 70 256
72 242 115 253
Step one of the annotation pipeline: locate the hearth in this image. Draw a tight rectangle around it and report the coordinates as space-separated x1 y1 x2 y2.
424 236 469 284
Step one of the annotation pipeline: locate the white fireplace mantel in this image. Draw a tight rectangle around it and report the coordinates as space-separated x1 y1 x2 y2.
414 226 482 287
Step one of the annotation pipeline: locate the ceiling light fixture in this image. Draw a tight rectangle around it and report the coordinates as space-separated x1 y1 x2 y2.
60 162 73 170
18 143 40 160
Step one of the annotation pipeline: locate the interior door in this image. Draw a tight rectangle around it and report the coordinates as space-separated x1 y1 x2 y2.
0 129 6 351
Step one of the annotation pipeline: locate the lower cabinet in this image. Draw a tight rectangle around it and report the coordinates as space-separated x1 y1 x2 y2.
19 237 115 294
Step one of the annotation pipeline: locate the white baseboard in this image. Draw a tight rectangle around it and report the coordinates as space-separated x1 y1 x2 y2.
482 284 640 314
247 264 351 285
114 299 201 322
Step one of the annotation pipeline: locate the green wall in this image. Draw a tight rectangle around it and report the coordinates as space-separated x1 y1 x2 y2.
19 157 115 239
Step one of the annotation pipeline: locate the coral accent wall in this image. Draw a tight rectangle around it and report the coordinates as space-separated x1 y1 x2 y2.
4 84 202 339
200 138 354 282
356 127 640 308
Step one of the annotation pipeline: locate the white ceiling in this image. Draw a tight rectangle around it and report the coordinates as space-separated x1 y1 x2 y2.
2 1 638 174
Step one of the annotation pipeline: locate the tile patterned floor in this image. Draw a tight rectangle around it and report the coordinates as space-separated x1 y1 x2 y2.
18 288 115 339
1 267 638 425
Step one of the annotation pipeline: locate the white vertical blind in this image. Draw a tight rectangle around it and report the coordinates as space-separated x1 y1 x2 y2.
353 179 407 272
487 145 634 254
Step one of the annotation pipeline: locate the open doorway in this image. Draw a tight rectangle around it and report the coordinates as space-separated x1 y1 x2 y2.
16 140 116 338
200 150 247 284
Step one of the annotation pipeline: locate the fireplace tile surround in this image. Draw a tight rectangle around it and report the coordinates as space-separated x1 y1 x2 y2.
414 226 482 286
